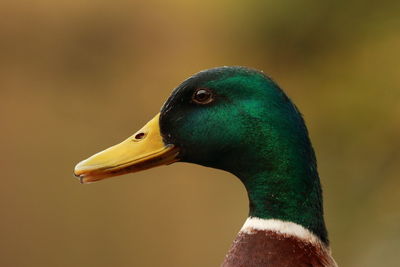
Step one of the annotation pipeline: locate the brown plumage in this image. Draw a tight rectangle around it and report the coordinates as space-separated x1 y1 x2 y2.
222 230 337 267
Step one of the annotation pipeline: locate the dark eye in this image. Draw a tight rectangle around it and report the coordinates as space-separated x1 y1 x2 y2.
192 88 214 104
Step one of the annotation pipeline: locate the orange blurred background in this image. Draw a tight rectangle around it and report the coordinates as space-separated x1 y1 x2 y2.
1 1 399 266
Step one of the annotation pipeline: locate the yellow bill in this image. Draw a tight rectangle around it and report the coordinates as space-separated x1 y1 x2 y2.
74 113 179 184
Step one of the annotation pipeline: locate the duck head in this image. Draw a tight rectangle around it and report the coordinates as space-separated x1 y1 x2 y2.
74 66 327 243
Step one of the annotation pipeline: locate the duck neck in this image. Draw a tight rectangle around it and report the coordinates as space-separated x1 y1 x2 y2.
235 154 328 245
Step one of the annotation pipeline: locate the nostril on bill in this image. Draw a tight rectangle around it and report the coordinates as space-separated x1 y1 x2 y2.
134 132 146 141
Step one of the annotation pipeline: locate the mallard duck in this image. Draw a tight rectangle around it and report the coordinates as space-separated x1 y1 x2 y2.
74 66 337 267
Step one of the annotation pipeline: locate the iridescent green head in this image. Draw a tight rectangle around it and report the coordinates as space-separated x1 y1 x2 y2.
160 66 328 243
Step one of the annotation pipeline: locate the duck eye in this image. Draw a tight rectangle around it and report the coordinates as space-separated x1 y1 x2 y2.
192 88 213 104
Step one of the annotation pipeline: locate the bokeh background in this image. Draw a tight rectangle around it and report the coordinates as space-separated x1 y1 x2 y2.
1 0 399 266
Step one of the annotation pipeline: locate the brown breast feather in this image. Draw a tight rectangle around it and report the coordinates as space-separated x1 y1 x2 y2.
222 230 337 267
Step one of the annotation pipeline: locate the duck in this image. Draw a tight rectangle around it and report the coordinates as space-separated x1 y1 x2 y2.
74 66 337 267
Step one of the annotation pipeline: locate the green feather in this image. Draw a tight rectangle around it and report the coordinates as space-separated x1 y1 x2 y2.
160 66 328 244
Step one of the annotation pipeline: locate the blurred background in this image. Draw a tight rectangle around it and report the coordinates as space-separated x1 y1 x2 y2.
1 0 399 266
